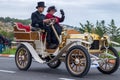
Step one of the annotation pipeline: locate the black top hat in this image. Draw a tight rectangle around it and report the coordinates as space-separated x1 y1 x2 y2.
36 2 46 8
47 6 57 12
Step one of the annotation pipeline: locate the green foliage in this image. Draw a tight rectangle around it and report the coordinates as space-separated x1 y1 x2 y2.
79 19 120 43
95 20 108 37
0 30 13 39
0 16 30 40
108 19 120 42
0 17 31 25
0 30 7 36
79 20 94 33
7 32 14 40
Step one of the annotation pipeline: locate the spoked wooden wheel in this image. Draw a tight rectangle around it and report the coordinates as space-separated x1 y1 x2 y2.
15 44 32 70
97 47 119 74
66 45 91 77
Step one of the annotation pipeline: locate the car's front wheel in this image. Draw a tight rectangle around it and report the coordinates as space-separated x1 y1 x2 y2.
97 47 119 74
66 45 91 77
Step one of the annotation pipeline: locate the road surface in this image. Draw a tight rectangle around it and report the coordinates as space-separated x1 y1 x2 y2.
0 57 120 80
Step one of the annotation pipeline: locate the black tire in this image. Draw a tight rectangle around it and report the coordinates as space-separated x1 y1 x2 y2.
47 59 61 69
97 47 119 74
15 44 32 70
66 45 91 77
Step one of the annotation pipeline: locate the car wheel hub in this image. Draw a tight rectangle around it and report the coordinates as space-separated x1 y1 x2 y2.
75 58 80 64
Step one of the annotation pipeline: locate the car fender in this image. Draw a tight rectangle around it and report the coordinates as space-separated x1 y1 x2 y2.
18 42 45 63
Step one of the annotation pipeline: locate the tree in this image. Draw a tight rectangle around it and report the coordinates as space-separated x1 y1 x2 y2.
0 30 7 37
79 20 94 33
0 17 4 22
108 19 120 43
0 17 31 25
95 20 107 37
4 17 11 22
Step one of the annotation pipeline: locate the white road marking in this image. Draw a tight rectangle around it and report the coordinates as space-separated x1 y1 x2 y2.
0 70 16 74
59 78 75 80
9 55 15 57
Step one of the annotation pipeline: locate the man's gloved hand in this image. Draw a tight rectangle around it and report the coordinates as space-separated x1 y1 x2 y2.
60 9 64 16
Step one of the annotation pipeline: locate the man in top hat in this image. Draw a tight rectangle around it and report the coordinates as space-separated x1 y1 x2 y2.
31 2 57 49
45 6 65 47
31 1 50 28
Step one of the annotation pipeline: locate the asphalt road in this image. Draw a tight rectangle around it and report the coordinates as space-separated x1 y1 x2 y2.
0 57 120 80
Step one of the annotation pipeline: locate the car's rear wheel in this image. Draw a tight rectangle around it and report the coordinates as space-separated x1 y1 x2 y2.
15 44 32 70
47 59 61 69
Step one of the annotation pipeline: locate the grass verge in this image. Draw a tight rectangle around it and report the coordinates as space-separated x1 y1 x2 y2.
1 48 16 55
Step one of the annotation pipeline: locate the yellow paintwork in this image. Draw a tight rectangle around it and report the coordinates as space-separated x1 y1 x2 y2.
90 33 100 40
68 34 86 39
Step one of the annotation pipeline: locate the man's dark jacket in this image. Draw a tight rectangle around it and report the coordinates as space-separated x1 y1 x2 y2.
31 11 45 28
31 11 52 43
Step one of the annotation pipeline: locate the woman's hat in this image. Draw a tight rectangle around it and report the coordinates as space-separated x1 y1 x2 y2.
47 6 57 12
36 2 46 8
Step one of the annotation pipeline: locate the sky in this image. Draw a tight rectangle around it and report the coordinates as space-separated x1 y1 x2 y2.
0 0 120 27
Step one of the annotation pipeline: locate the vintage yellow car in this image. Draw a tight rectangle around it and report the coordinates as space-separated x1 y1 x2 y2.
14 20 119 77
